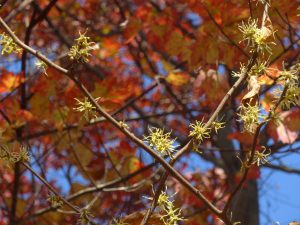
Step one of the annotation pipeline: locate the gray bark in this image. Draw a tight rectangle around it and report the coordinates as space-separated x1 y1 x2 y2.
216 111 260 225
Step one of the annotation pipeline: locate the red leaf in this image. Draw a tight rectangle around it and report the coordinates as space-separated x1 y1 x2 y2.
228 132 254 147
16 110 34 122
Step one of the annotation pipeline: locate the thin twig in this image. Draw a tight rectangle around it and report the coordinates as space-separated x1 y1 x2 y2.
0 17 69 74
24 163 157 220
0 146 79 212
263 163 300 175
201 2 249 58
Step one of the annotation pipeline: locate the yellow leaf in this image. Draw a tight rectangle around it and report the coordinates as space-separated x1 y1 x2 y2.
166 72 190 86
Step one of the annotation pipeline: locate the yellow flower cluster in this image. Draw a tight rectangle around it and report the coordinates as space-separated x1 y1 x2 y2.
275 67 300 109
0 146 30 165
68 31 97 63
189 120 210 142
73 97 99 120
47 195 63 208
239 19 275 53
78 209 94 225
157 189 185 225
0 32 22 55
238 103 262 133
110 218 129 225
144 127 177 158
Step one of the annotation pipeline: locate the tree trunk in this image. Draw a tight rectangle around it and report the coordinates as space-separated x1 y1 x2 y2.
216 111 260 225
231 180 259 225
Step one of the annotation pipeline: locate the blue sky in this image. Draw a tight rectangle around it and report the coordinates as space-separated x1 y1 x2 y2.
260 149 300 225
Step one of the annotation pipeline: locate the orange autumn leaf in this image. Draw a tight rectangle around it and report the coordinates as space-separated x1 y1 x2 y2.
0 71 23 94
259 65 280 85
214 14 222 25
99 38 120 58
261 92 276 111
258 75 274 85
15 110 34 122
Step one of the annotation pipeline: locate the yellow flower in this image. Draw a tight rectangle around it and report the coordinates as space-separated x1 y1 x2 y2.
35 60 48 76
144 127 177 158
73 97 100 120
47 195 63 208
238 19 275 53
189 120 210 142
211 120 225 134
68 31 97 63
238 103 264 133
0 32 22 55
252 147 271 166
110 218 129 225
156 188 185 225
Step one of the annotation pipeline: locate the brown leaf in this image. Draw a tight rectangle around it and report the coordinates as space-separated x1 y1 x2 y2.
122 211 164 225
165 30 184 56
242 76 261 106
284 109 300 131
84 154 106 180
123 18 142 43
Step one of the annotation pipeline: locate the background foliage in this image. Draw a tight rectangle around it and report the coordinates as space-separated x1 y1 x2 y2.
0 0 299 224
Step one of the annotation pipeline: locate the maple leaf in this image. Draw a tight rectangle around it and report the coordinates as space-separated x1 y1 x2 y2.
0 71 23 94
